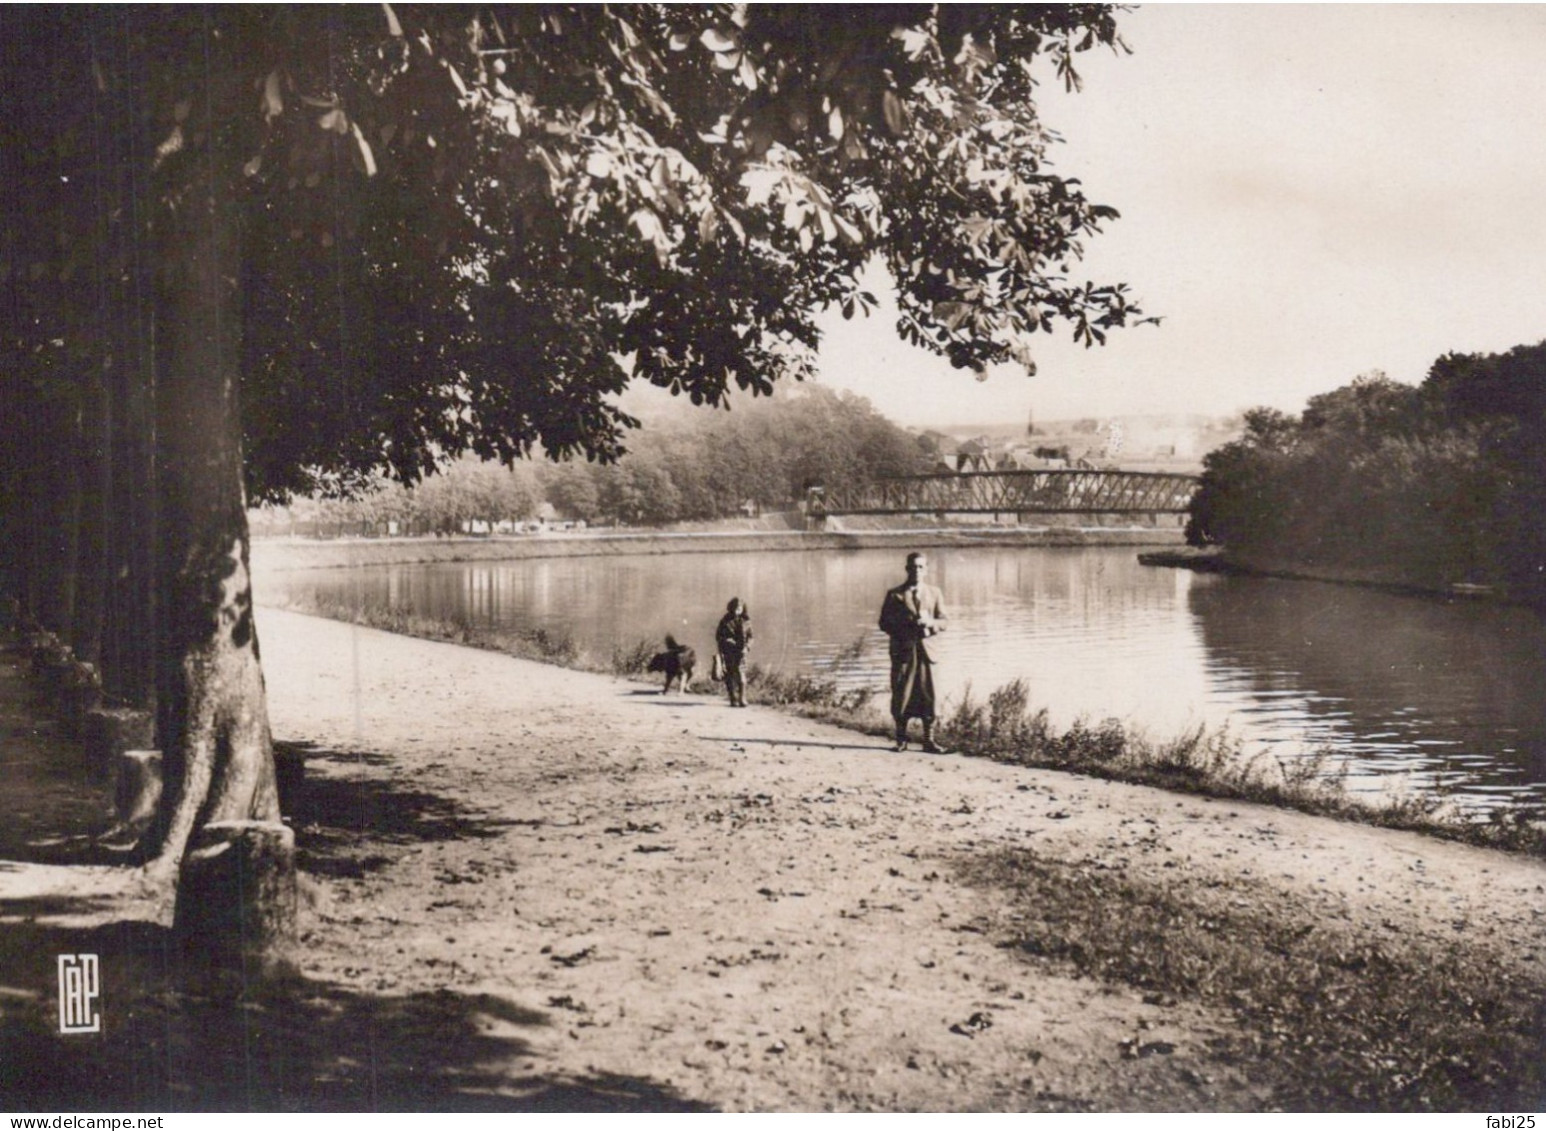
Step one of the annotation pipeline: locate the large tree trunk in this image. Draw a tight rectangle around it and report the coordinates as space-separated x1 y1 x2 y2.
111 335 160 710
141 31 280 892
91 30 157 708
71 368 111 667
32 393 83 640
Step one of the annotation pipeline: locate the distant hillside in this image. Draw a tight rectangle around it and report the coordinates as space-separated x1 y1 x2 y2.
613 384 1244 475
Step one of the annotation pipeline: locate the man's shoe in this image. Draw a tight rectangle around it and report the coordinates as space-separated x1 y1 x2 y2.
920 739 945 754
893 739 908 752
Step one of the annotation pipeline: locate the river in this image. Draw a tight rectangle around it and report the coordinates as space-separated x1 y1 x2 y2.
259 544 1546 816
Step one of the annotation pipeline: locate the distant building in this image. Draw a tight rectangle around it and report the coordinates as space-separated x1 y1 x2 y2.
953 439 995 473
1102 421 1125 459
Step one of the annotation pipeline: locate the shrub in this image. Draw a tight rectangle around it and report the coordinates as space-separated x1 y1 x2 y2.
611 638 657 676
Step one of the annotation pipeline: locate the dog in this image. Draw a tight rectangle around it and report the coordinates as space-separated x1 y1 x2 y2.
646 635 696 694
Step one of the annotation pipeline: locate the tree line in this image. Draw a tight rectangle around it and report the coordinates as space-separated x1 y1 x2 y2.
1186 341 1546 603
258 385 930 534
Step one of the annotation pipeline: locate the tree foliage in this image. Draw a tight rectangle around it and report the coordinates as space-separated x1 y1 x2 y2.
8 3 1151 507
223 4 1149 499
1187 351 1546 601
256 384 929 532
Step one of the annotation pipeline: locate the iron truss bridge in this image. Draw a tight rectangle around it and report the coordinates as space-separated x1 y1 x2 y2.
816 470 1200 516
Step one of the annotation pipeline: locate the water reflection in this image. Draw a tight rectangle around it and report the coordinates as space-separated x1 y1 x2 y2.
1187 575 1546 807
261 545 1546 813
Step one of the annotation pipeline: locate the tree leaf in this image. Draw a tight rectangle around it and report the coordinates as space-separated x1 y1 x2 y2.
350 121 377 177
720 207 746 243
317 108 349 135
832 213 863 246
740 167 779 207
261 70 284 120
816 205 837 243
152 125 183 168
700 26 739 53
892 26 932 61
933 300 972 331
585 150 612 179
630 208 662 241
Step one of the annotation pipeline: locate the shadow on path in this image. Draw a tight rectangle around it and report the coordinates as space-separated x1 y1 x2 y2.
0 911 711 1111
279 740 524 880
0 646 115 863
697 733 884 754
0 728 708 1111
622 689 708 706
0 636 715 1110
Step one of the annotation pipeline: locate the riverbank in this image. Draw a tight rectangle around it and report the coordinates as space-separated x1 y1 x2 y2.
3 611 1543 1111
1138 547 1520 605
260 567 1546 858
251 523 1184 573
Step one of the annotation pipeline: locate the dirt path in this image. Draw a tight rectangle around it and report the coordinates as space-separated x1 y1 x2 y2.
4 609 1544 1110
262 610 1544 1110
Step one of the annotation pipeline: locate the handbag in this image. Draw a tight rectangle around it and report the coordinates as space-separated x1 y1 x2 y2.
710 652 726 682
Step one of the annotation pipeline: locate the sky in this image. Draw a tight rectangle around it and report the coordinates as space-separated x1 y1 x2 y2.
810 3 1546 428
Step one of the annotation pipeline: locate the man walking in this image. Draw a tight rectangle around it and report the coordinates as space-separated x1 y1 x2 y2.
878 551 947 753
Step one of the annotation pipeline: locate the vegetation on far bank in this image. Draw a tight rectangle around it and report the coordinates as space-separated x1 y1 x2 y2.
268 594 1546 860
253 385 933 536
1186 341 1546 605
250 525 1183 579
